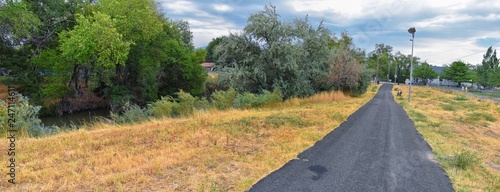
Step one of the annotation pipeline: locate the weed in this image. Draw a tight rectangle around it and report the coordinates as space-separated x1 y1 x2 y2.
428 121 442 128
481 113 497 122
330 112 345 121
440 104 459 111
416 91 431 98
453 150 480 170
453 95 469 101
265 113 308 128
461 102 481 111
465 112 498 123
408 109 428 122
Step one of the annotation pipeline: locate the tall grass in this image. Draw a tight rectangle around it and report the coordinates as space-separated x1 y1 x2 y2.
0 84 379 191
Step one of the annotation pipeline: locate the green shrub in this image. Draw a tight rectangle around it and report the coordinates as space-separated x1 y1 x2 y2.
261 89 283 104
0 94 59 137
233 89 283 109
194 97 212 111
111 104 150 124
233 92 260 109
453 150 480 169
176 90 196 117
147 91 200 118
148 96 178 118
212 88 237 110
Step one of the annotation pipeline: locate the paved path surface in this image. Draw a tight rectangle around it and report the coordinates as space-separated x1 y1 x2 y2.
249 84 454 192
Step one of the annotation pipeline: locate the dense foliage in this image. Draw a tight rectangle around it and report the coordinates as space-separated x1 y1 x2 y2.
442 61 472 86
476 46 499 88
0 0 206 114
214 4 371 98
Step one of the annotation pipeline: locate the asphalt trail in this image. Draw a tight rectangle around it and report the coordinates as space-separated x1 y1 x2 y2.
249 84 454 192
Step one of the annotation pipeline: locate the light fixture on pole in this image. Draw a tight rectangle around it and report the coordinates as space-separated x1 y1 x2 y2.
408 27 416 102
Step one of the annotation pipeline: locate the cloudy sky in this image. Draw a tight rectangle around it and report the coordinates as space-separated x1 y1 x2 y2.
157 0 500 66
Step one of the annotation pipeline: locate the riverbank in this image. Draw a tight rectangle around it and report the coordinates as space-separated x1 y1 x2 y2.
0 85 379 191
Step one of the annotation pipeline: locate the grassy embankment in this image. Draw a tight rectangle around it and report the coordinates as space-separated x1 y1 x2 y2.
0 85 380 191
394 85 500 191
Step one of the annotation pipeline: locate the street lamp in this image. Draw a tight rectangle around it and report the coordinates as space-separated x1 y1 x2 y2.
408 27 416 102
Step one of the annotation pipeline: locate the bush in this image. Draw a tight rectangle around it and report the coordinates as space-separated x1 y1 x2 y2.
148 96 178 118
0 94 59 137
148 91 199 118
233 92 259 109
212 88 237 110
262 89 283 104
233 89 283 109
111 103 150 124
195 97 212 110
176 90 196 117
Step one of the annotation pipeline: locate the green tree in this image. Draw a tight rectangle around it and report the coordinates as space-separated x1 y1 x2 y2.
215 4 332 98
206 37 223 62
195 48 207 64
58 12 131 96
442 60 471 86
323 47 370 96
0 0 41 45
413 62 438 85
476 46 499 88
367 44 393 81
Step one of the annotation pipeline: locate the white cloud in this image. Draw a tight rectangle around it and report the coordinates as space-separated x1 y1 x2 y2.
161 0 198 14
159 0 500 64
413 14 500 29
212 4 234 12
396 38 486 66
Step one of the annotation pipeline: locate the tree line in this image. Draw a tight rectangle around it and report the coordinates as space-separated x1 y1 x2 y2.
3 1 496 117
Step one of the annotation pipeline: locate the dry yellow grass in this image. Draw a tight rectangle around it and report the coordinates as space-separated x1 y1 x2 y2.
393 85 500 191
0 82 9 101
0 85 379 191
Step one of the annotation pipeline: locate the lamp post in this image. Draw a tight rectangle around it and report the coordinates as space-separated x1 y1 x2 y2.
408 27 416 102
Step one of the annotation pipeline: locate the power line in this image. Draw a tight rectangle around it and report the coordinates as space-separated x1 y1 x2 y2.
435 50 484 65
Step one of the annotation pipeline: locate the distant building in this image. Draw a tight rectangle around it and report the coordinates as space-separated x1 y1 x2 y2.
200 62 215 72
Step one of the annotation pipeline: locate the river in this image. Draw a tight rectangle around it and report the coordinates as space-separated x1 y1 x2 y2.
40 109 111 128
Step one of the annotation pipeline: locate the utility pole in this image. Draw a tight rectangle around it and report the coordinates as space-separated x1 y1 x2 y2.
376 52 380 83
408 27 416 102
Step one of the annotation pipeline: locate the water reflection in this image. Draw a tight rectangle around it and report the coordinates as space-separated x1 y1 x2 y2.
41 109 111 128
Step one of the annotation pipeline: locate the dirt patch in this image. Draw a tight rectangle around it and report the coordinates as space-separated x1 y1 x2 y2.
485 162 500 171
484 130 500 138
